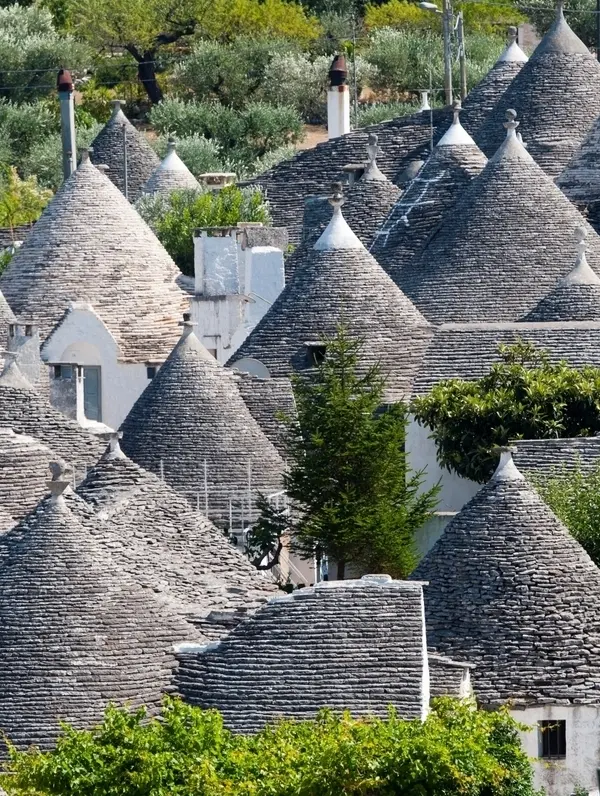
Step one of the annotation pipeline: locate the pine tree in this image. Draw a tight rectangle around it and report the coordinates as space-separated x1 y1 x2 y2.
282 325 439 579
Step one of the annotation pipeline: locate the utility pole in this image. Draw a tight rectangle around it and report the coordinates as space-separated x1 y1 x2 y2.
442 0 453 105
457 11 467 100
597 0 600 61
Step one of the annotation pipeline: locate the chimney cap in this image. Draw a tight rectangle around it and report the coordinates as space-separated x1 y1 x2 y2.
57 68 73 93
329 54 348 87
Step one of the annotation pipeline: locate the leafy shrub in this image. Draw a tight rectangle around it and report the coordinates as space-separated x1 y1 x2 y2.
365 27 504 97
262 52 377 123
173 38 293 109
197 0 322 45
152 134 226 178
0 4 90 102
0 100 55 168
149 99 303 167
411 341 600 484
244 144 296 179
137 185 270 276
357 100 427 126
531 463 600 566
365 0 525 34
78 79 118 123
0 165 52 234
20 123 102 190
2 697 537 796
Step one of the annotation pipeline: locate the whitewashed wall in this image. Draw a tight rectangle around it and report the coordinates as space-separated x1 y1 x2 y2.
42 305 151 430
515 705 600 796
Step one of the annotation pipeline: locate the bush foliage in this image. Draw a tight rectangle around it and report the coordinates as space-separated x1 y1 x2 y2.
149 99 303 167
137 185 270 276
365 0 525 34
2 697 537 796
531 463 600 566
412 340 600 484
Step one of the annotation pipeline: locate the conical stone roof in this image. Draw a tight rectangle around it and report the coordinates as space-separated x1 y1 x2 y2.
371 102 487 286
120 321 285 522
0 155 186 362
0 290 15 345
90 100 160 201
0 428 63 523
556 100 600 214
522 226 600 320
142 138 200 195
176 576 431 731
0 360 103 472
411 450 600 706
230 189 434 401
458 27 528 135
235 373 296 458
0 478 195 752
285 135 401 281
75 436 277 631
474 6 600 176
402 110 600 323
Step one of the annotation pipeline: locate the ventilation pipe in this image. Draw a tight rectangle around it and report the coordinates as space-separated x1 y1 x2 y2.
57 69 76 181
327 54 350 140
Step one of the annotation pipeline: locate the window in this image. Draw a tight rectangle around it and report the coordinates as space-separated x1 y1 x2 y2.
8 325 14 338
146 366 157 380
53 364 73 380
25 325 32 337
306 344 326 366
539 720 566 759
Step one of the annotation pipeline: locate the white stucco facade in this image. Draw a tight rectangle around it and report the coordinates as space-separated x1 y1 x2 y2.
41 303 154 430
406 416 482 513
191 227 285 364
515 704 600 796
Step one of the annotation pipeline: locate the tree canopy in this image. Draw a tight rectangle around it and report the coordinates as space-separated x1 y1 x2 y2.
281 326 439 579
412 340 600 484
2 697 537 796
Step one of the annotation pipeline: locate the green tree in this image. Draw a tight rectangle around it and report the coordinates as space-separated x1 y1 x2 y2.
0 165 52 237
531 463 600 566
136 185 270 275
282 326 439 580
245 492 290 570
2 697 538 796
71 0 320 105
0 5 90 102
412 340 600 484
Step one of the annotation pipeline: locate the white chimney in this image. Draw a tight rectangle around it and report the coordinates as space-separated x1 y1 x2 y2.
327 54 350 140
57 69 76 181
193 228 241 296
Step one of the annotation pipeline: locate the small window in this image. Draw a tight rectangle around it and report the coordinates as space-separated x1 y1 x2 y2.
307 344 326 366
207 349 218 360
25 325 32 337
8 325 15 338
539 720 566 759
53 364 72 380
146 366 157 380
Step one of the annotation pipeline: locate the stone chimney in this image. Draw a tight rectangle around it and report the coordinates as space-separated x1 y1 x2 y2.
57 69 76 181
327 54 350 140
8 320 42 389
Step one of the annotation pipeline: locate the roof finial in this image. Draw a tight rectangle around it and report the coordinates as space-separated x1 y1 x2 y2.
47 462 70 504
575 225 588 258
451 98 462 126
508 25 517 44
557 0 564 16
503 109 519 139
167 137 177 154
107 431 125 459
328 181 345 212
111 99 125 118
363 135 387 182
179 311 197 337
491 445 523 482
80 147 93 164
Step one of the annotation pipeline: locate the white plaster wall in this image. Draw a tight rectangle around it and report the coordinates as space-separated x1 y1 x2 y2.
42 308 152 430
189 295 248 364
514 705 600 796
245 247 285 329
194 233 239 296
406 417 482 513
